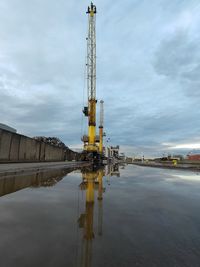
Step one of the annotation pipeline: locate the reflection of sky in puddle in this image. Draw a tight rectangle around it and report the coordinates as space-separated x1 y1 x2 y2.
1 164 200 266
172 172 200 181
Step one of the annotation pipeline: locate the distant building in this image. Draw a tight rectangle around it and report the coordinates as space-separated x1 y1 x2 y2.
172 155 184 161
187 154 200 161
0 123 17 133
107 145 119 159
126 157 133 163
119 152 126 161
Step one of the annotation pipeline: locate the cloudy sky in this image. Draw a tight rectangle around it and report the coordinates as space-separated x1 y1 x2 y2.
0 0 200 157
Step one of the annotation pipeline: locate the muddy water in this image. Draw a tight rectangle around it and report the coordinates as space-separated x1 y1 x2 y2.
0 164 200 267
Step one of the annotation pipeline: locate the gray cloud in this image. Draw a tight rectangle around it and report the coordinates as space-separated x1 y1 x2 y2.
154 30 200 99
0 0 200 156
154 32 198 77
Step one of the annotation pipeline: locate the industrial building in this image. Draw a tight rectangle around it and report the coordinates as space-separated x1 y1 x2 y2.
107 146 120 159
187 154 200 161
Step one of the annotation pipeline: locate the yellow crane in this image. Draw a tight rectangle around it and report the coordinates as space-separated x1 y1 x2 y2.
82 3 99 159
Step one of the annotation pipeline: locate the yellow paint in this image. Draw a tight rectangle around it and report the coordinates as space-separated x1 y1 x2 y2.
85 202 94 240
84 171 96 241
85 171 97 203
86 180 94 203
85 99 97 152
86 144 98 152
88 100 96 127
88 126 96 146
98 169 103 200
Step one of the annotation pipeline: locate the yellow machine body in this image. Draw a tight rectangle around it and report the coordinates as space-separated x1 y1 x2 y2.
86 99 98 152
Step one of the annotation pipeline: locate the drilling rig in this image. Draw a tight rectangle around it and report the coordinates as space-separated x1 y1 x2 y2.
82 3 100 161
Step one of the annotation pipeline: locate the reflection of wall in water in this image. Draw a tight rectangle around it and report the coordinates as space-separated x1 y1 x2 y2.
0 168 74 197
106 164 120 177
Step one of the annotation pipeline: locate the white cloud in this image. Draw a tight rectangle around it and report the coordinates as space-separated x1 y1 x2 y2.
170 143 200 149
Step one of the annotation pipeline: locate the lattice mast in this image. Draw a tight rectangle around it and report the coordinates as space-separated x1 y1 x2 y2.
83 2 98 152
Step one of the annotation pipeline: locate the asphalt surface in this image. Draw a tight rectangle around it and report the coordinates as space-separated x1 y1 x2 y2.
1 165 200 266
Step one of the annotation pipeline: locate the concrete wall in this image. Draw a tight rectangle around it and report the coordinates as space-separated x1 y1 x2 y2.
0 129 80 163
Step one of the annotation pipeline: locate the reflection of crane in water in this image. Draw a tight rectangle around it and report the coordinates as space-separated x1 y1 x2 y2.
78 167 105 267
97 169 104 236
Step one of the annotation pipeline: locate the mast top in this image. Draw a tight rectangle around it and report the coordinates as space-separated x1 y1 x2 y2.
86 2 97 16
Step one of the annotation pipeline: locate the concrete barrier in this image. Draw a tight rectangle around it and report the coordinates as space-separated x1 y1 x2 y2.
38 141 45 161
0 130 12 160
9 134 21 161
0 129 80 163
45 144 62 161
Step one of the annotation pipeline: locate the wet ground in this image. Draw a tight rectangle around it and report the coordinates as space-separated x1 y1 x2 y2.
0 164 200 267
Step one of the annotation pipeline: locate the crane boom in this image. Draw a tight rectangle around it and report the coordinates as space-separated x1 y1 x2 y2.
83 2 98 153
87 2 96 100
